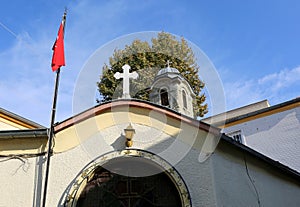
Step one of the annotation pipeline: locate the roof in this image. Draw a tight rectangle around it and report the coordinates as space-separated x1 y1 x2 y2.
0 107 45 129
157 66 180 76
0 99 299 180
54 99 220 135
202 97 300 127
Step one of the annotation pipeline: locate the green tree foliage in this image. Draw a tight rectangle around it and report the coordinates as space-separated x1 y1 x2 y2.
97 32 208 117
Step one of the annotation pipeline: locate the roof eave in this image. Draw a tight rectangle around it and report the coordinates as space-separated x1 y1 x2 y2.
0 128 48 139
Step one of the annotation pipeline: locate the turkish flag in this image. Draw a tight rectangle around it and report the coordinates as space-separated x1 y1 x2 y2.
51 21 65 71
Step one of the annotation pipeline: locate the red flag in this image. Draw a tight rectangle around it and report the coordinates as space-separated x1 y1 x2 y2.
51 16 66 71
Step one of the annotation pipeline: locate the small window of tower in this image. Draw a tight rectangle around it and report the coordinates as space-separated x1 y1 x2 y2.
182 90 187 109
160 89 170 107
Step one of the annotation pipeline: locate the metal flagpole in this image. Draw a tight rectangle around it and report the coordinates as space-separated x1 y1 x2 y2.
41 8 66 206
42 67 61 207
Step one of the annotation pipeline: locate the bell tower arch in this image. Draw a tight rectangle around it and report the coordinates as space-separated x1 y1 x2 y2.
150 63 195 117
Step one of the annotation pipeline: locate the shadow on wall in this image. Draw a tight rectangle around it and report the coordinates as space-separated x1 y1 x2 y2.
32 155 46 207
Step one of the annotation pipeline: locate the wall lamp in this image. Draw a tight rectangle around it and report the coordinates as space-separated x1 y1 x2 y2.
124 123 135 147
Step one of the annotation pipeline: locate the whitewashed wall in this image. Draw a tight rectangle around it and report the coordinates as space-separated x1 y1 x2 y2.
0 156 40 206
0 123 216 206
223 107 300 172
212 140 300 207
1 122 300 206
47 124 218 207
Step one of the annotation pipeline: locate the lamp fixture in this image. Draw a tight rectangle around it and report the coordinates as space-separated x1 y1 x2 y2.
124 123 135 147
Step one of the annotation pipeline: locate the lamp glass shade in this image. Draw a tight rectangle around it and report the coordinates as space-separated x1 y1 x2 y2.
124 124 135 139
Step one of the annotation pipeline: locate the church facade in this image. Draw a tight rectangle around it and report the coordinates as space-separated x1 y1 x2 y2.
1 65 300 206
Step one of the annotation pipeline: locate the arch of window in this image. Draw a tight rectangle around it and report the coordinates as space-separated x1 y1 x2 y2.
160 88 170 107
65 150 191 207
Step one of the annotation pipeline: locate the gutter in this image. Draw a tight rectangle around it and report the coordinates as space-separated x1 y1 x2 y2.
0 128 48 139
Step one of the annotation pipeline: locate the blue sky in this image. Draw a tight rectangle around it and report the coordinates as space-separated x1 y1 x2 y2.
0 0 299 126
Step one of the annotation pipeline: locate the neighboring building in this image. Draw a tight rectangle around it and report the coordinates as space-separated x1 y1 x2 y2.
202 97 300 172
0 107 44 130
1 66 300 207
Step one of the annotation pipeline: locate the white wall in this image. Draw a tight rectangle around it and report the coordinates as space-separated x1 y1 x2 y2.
1 122 300 206
212 140 300 207
0 156 44 207
0 122 218 207
223 107 300 172
47 124 218 207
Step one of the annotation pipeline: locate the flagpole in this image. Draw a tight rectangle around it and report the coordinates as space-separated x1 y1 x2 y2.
42 67 61 207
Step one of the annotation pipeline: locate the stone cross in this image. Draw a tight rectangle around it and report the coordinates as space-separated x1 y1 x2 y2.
114 64 138 99
166 60 172 68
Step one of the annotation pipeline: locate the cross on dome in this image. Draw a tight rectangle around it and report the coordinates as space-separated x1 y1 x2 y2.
166 60 172 68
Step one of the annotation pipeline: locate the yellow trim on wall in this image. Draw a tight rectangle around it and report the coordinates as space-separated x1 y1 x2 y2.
0 113 37 129
220 102 300 128
53 106 215 153
54 107 182 152
0 138 47 155
0 101 220 156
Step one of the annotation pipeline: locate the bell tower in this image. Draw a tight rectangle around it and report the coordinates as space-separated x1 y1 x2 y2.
150 61 195 117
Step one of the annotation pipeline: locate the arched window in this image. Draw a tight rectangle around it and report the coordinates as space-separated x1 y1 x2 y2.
66 150 191 207
76 157 182 207
182 90 187 109
160 89 170 106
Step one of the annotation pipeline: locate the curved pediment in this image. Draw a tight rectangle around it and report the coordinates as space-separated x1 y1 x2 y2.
53 100 220 155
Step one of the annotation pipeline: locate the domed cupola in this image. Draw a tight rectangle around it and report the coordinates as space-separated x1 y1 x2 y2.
150 61 195 117
156 66 180 76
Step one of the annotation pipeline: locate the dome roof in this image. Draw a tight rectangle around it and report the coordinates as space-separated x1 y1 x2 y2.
157 67 180 76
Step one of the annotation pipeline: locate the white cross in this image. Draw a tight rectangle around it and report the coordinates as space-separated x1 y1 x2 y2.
114 64 138 99
166 60 172 68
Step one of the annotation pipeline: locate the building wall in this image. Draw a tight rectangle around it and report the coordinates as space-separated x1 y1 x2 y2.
176 148 217 207
1 101 299 207
223 107 300 172
0 119 22 130
0 156 43 206
1 130 300 206
212 139 300 207
0 122 218 207
0 109 43 130
47 123 218 207
0 117 31 130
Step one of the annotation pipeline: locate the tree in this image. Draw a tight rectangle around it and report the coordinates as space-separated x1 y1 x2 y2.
97 32 207 117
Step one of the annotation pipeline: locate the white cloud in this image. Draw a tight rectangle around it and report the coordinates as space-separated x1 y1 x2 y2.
0 34 52 123
258 66 300 91
224 66 300 110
